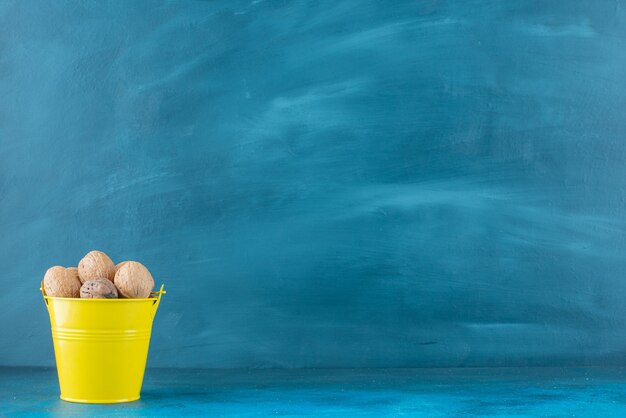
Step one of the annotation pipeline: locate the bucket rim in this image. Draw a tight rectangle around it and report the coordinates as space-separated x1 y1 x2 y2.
41 282 165 302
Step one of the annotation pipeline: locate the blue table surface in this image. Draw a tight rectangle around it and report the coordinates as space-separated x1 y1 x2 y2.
1 367 626 417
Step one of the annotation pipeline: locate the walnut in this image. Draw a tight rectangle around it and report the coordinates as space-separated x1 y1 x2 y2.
80 278 119 299
114 261 154 298
43 266 81 298
78 250 115 283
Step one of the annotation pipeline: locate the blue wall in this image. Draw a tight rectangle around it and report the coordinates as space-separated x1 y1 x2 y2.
1 0 626 368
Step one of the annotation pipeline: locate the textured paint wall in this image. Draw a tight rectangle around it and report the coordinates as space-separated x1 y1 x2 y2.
1 0 626 368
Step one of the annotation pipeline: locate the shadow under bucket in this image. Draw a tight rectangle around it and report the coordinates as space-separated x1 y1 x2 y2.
41 283 165 403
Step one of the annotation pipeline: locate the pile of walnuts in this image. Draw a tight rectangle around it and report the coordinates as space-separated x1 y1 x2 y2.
43 250 155 299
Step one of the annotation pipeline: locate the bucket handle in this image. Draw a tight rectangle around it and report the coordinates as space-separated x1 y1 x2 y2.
40 281 49 308
150 284 166 317
41 282 165 314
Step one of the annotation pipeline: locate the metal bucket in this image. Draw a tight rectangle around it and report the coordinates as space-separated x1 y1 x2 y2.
41 283 165 403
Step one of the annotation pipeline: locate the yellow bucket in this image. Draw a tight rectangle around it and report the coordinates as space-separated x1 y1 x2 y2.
41 283 165 404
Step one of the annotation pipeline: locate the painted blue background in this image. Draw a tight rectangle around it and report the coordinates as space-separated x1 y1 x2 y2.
1 0 625 368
